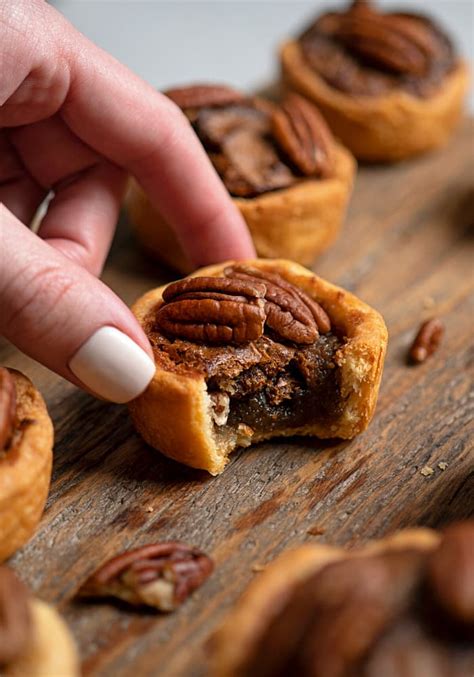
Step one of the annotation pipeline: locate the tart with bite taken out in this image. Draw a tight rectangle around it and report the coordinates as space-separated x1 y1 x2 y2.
0 368 53 562
128 259 387 475
125 84 355 273
210 522 474 676
280 0 469 161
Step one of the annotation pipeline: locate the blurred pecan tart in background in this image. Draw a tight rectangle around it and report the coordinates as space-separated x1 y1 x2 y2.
0 566 79 676
128 259 387 475
210 522 474 676
280 0 469 161
0 368 53 562
125 84 355 273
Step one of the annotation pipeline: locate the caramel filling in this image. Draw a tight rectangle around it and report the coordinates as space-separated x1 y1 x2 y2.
298 2 456 98
148 267 344 443
164 86 334 197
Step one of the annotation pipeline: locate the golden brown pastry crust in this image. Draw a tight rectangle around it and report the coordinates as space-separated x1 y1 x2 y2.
128 259 387 475
5 599 79 677
281 40 469 162
210 528 441 677
125 142 356 274
0 370 53 562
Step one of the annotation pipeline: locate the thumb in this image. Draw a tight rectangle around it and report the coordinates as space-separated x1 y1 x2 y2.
0 206 155 403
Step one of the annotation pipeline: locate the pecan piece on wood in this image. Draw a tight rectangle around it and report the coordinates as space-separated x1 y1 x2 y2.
163 84 245 111
272 94 334 177
0 367 16 451
156 277 267 344
409 317 444 364
78 542 214 612
0 566 32 665
225 265 331 344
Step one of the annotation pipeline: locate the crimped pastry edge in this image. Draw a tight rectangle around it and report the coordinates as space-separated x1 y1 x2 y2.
280 40 469 161
128 259 388 475
209 528 441 677
0 369 53 562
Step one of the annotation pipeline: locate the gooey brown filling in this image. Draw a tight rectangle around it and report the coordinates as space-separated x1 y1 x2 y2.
164 85 334 198
148 267 345 441
298 0 456 98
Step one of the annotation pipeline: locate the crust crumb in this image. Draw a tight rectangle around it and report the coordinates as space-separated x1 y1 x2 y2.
307 526 326 536
438 461 448 471
251 564 266 573
421 465 435 477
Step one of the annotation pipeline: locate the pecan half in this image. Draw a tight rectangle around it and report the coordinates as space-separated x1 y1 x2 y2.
164 84 245 111
196 105 268 147
78 542 213 612
272 94 333 177
225 265 331 343
332 10 439 77
0 566 32 666
427 522 474 625
0 367 16 451
156 277 267 344
409 317 444 364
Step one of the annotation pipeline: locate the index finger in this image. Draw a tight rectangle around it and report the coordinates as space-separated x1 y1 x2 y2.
53 9 255 266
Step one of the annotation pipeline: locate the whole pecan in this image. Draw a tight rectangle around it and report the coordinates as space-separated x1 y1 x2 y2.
409 317 444 364
272 94 334 178
0 566 32 666
427 522 474 626
332 9 439 77
78 542 214 612
0 367 16 451
156 277 267 344
225 265 331 343
164 84 245 111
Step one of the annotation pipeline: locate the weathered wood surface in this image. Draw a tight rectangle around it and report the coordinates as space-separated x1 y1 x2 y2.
2 118 473 677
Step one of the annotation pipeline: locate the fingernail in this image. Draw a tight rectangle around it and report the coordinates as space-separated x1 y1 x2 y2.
69 326 155 403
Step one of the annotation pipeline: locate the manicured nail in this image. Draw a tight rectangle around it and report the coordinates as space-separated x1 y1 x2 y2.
69 326 155 403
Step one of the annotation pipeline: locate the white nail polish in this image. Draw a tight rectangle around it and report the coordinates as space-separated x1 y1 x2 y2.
69 326 155 403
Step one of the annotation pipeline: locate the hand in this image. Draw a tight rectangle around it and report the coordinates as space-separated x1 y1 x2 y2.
0 0 255 403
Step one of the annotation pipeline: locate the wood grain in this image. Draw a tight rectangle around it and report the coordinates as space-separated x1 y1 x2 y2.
2 118 473 677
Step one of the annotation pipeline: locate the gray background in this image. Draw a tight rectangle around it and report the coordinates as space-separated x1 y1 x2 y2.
52 1 473 108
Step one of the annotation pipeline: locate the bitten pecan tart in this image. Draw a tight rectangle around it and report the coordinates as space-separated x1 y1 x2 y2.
280 0 469 161
128 259 387 475
210 522 474 676
0 566 79 676
125 84 355 273
0 368 53 562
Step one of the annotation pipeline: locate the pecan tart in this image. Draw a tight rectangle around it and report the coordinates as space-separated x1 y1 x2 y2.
0 566 79 676
210 522 474 676
280 0 469 161
0 368 53 562
128 259 387 475
125 84 355 273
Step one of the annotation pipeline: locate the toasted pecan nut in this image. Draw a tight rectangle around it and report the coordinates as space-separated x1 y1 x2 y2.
409 317 444 364
0 367 16 451
157 277 267 344
427 522 474 625
0 566 31 666
272 93 334 177
225 265 331 342
78 542 214 612
164 84 245 110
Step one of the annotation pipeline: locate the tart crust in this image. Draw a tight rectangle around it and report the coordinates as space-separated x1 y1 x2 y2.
5 598 79 676
281 40 469 162
125 142 355 274
210 528 440 677
128 259 387 475
0 370 53 562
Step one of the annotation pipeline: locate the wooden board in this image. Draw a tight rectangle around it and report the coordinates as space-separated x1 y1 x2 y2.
2 118 473 677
